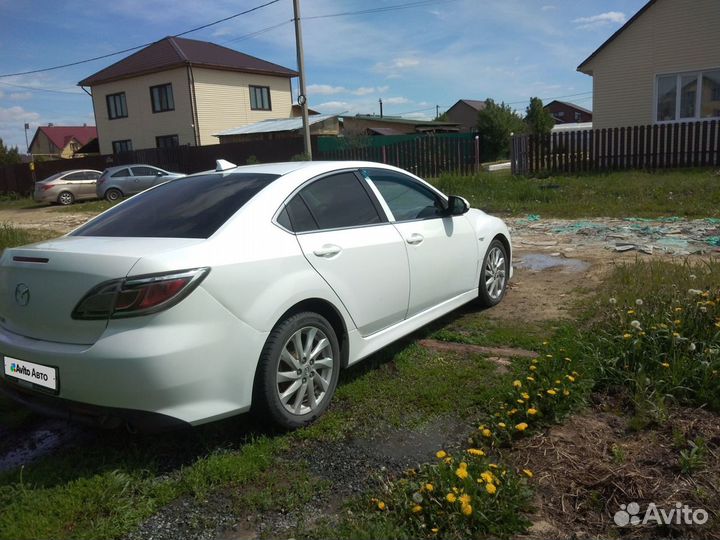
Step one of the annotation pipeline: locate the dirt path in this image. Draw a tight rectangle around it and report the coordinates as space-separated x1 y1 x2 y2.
0 206 92 233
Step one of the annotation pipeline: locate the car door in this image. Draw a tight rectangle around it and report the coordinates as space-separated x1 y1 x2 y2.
130 166 160 192
283 170 411 336
78 171 99 199
362 168 479 318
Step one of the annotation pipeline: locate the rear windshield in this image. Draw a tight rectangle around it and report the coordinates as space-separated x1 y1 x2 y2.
73 172 280 238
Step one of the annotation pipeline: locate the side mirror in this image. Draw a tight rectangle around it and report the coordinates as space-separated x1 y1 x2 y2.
447 195 470 216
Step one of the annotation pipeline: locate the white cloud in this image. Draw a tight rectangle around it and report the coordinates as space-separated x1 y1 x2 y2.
382 96 410 105
314 101 350 111
374 57 422 78
573 11 626 29
308 84 391 96
0 105 40 123
308 84 348 95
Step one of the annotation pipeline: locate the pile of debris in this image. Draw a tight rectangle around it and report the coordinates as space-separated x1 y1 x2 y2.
508 216 720 256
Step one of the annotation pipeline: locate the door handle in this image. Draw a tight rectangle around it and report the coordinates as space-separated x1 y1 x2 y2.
313 244 342 258
406 233 424 245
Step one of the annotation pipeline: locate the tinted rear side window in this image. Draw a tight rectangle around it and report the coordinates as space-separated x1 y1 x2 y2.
299 172 381 230
111 168 130 178
73 173 279 238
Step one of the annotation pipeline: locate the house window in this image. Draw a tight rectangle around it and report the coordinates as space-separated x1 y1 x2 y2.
249 85 271 110
656 69 720 122
556 111 565 118
112 139 133 153
150 83 174 113
106 92 128 120
156 134 179 148
574 111 582 122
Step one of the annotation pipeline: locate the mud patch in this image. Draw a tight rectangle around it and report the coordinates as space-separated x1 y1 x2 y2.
517 253 590 272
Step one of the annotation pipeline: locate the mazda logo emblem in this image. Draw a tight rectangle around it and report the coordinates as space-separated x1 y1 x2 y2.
14 283 30 307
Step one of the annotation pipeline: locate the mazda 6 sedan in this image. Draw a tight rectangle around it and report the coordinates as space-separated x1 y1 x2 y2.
0 160 512 431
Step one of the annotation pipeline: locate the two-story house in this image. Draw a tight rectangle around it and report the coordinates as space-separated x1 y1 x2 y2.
78 36 298 155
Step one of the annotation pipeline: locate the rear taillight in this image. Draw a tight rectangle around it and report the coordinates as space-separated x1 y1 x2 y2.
97 176 106 185
72 267 210 320
40 184 54 192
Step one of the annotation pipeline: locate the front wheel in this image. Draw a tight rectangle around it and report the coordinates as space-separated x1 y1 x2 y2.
477 239 508 308
253 312 340 429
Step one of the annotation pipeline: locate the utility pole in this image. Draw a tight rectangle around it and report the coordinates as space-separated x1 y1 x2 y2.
379 98 383 118
293 0 312 159
436 105 439 119
24 123 30 153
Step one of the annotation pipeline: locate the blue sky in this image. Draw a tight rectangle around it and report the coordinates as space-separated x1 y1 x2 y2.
0 0 646 151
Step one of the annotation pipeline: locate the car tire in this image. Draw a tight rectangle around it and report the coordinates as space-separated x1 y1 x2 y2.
477 238 509 308
105 188 122 202
253 312 340 429
57 191 75 206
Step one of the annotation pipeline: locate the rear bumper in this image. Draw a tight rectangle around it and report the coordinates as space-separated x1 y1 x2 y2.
0 378 189 432
0 287 269 428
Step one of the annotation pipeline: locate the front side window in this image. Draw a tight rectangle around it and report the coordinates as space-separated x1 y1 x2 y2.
363 169 445 222
288 172 381 232
106 92 128 120
112 139 132 153
131 166 160 176
156 134 179 148
150 83 174 113
657 69 720 122
73 173 280 239
249 85 271 111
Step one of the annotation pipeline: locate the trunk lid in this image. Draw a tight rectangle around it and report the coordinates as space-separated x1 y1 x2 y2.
0 236 203 345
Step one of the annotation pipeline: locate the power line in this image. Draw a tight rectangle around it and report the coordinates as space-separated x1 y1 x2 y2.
0 80 84 95
505 91 592 105
304 0 458 21
222 20 294 44
0 0 282 79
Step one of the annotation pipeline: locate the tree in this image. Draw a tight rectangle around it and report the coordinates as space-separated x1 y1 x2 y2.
0 138 21 165
525 97 554 136
476 99 525 161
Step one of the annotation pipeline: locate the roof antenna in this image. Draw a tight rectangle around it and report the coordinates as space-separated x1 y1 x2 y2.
215 159 237 172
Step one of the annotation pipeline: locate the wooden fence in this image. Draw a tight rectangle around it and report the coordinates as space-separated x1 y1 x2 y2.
317 133 479 178
511 120 720 175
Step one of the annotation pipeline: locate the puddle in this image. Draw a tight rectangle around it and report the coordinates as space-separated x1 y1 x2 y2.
517 253 590 272
0 419 85 472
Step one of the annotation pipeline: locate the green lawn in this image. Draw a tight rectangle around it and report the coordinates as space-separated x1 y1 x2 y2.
433 167 720 218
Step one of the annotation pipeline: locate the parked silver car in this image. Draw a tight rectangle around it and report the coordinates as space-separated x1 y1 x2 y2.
33 170 102 205
96 164 184 201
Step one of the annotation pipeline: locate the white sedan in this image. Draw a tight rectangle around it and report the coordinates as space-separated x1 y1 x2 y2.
0 161 511 431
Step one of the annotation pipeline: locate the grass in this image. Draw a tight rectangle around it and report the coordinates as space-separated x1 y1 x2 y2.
433 167 720 218
56 199 119 213
0 224 60 251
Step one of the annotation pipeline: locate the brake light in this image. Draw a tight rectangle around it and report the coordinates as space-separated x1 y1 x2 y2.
97 176 106 185
72 268 210 320
40 184 54 192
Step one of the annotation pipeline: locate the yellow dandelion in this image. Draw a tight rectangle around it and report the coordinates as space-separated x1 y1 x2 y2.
485 483 497 495
566 375 576 382
530 365 538 371
482 428 492 438
481 471 495 484
527 408 538 415
446 493 457 503
517 399 525 404
508 408 518 416
563 389 570 396
674 307 683 312
459 461 468 469
523 469 534 478
627 309 635 315
526 376 535 382
674 319 682 325
623 333 632 340
564 357 572 362
542 340 549 345
444 456 453 465
513 380 522 388
467 448 485 456
460 494 471 505
431 528 439 534
461 503 473 516
489 463 499 469
515 422 529 431
662 362 670 368
436 450 447 459
455 467 469 480
412 504 422 513
425 483 434 492
498 422 507 429
673 332 681 338
545 354 553 358
377 501 386 511
521 392 530 400
547 389 557 396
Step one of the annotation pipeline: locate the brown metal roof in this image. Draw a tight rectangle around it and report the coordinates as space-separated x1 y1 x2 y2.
78 36 297 86
577 0 656 74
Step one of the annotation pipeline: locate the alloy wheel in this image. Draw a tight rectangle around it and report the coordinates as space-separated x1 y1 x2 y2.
484 246 506 300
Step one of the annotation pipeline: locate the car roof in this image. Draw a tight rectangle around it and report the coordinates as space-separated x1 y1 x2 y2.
104 164 164 172
194 160 406 178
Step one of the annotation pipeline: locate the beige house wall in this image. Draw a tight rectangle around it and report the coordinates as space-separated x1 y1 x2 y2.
192 68 293 146
92 67 195 155
29 132 58 157
581 0 720 129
